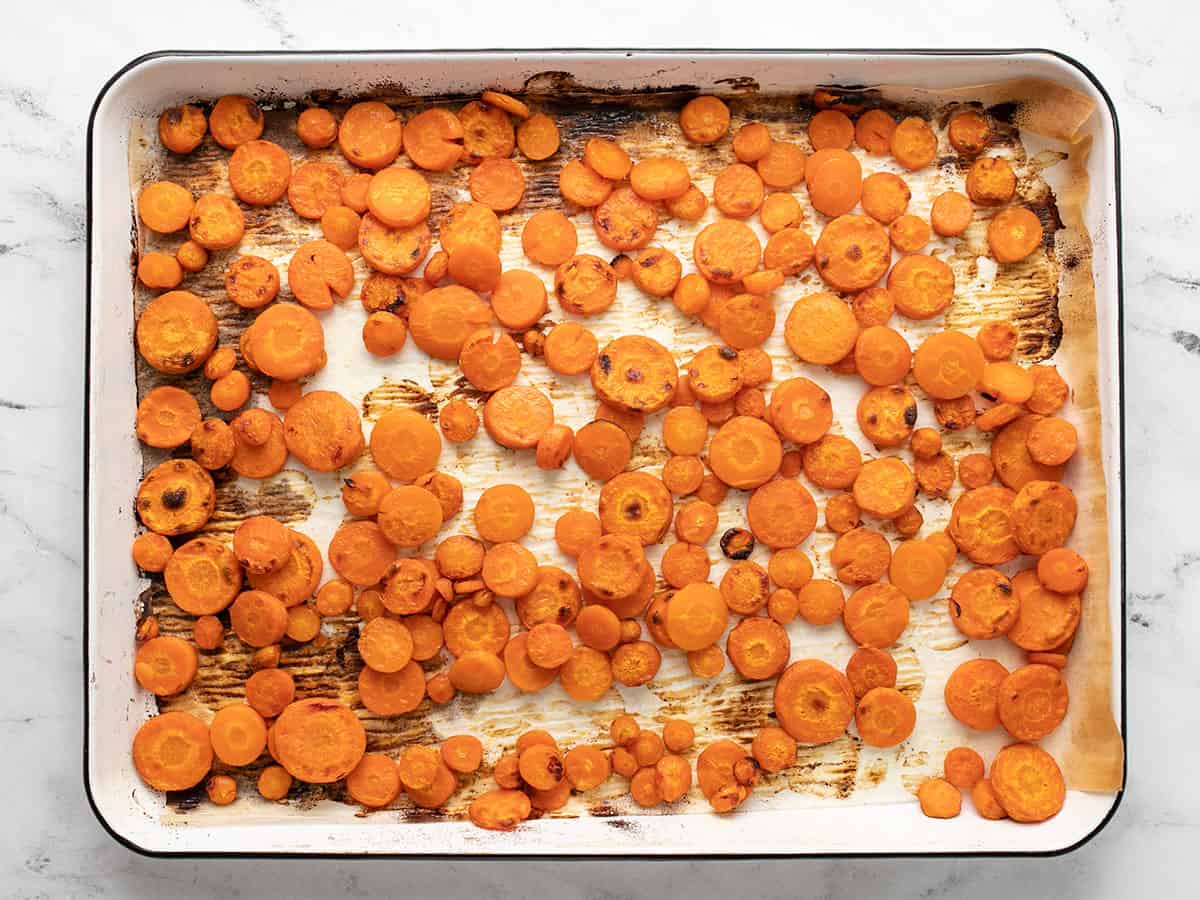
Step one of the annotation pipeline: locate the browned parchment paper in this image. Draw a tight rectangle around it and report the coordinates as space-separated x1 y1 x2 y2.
125 73 1122 826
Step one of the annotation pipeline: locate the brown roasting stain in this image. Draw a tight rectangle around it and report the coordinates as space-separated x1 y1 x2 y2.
203 469 317 531
360 379 439 422
892 644 927 701
857 757 889 790
781 735 861 800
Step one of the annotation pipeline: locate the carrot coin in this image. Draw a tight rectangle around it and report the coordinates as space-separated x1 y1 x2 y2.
693 220 762 285
988 207 1045 263
785 292 859 365
555 254 618 315
950 567 1019 639
483 385 554 449
138 181 194 234
593 186 659 252
989 743 1066 823
855 109 897 155
665 582 728 651
630 157 691 201
966 156 1017 206
809 109 854 150
813 214 890 292
210 95 263 149
889 539 948 600
756 141 807 188
369 408 442 482
490 269 547 330
943 746 985 789
1011 480 1077 555
273 698 365 783
559 646 613 702
403 108 465 171
949 109 991 156
1037 547 1089 594
469 157 526 211
680 95 730 144
746 478 817 550
599 471 673 546
651 184 702 224
458 330 520 391
297 107 337 149
282 389 363 471
998 663 1069 741
931 190 974 237
583 137 632 180
365 166 432 227
346 754 401 808
890 117 938 170
918 778 962 819
1008 568 1082 651
713 163 765 219
358 661 425 716
459 100 514 163
1026 416 1078 467
591 335 678 414
855 687 916 747
340 172 372 213
158 104 207 155
573 420 632 481
338 101 403 170
806 149 862 217
1027 366 1070 415
944 657 1009 730
992 415 1066 490
853 457 916 520
759 193 803 234
857 385 918 449
732 122 772 162
137 459 217 538
132 711 213 792
845 646 897 699
855 325 912 387
843 583 909 648
632 246 682 297
544 321 598 375
228 140 291 206
522 210 577 266
726 616 790 680
708 415 782 489
774 659 855 744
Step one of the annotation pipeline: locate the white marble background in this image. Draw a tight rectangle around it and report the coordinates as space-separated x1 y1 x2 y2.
1 1 1194 897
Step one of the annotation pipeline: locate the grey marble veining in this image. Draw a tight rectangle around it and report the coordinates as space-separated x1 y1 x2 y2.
1 0 1196 896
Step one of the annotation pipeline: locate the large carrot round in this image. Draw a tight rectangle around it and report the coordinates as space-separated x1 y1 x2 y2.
773 659 855 744
813 214 890 292
989 743 1066 822
913 330 985 399
132 711 212 792
273 698 366 783
228 140 291 206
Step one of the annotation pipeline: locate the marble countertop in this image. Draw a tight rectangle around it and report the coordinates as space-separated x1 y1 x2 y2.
2 0 1194 896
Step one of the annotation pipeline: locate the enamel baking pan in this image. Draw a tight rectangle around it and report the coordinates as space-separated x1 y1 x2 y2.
85 49 1124 857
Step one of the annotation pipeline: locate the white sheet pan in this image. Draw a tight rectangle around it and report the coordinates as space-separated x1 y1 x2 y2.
86 50 1124 856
